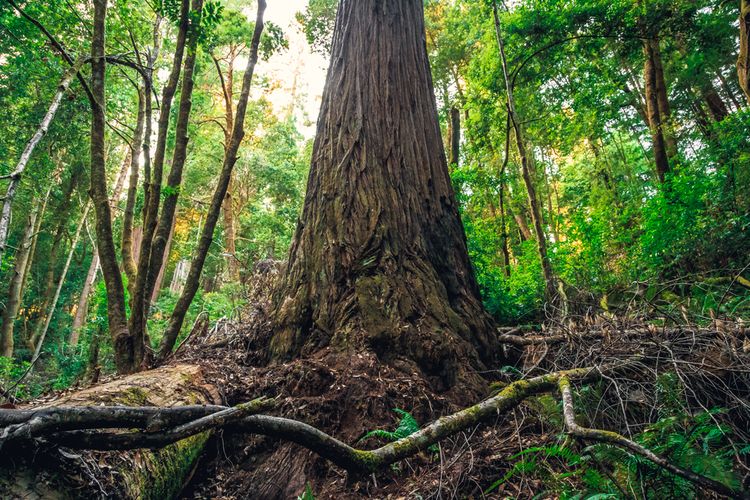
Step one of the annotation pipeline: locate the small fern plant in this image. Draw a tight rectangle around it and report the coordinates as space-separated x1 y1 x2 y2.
359 409 438 453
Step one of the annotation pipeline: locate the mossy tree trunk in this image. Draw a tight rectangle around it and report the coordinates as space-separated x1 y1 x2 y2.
0 364 220 499
271 0 497 391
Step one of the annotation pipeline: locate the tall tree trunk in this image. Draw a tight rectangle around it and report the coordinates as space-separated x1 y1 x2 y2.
499 182 511 277
222 179 239 281
449 106 460 168
716 70 743 110
0 206 39 358
122 89 146 284
492 2 556 302
213 52 240 282
30 203 91 360
128 0 191 370
29 167 82 349
643 38 671 183
268 0 497 390
144 0 203 308
70 147 131 347
89 0 132 373
157 1 267 360
739 0 750 104
150 214 175 303
649 38 677 161
0 60 83 265
69 253 98 347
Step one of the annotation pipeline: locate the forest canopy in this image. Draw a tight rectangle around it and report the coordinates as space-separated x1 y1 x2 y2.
0 0 749 498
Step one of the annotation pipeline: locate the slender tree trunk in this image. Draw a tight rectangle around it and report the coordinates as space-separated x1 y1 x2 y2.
499 182 511 277
129 0 191 368
29 168 81 349
144 0 204 308
69 253 98 347
739 0 750 104
492 2 556 302
649 38 677 161
222 179 239 281
267 0 497 391
449 106 460 168
89 0 133 373
213 52 240 282
30 203 91 358
0 206 39 358
150 214 175 303
716 70 743 110
0 60 83 264
157 0 267 360
643 39 671 183
70 147 131 347
122 89 146 284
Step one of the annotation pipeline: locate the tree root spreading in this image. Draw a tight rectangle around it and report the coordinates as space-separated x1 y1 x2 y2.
3 356 745 497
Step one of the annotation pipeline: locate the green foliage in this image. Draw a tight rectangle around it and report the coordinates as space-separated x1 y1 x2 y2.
296 483 316 500
295 0 337 55
360 408 421 443
487 374 744 497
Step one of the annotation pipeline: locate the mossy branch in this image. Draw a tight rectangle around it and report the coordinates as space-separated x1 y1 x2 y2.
2 363 627 472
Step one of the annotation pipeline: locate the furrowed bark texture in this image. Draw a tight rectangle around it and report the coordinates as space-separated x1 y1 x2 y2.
270 0 496 389
0 364 220 499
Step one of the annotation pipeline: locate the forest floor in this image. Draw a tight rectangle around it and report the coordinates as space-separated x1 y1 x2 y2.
163 268 750 499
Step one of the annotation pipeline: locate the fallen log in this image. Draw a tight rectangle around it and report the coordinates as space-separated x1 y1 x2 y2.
0 364 220 499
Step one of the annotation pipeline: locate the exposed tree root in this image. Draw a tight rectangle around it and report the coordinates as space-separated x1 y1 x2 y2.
3 355 746 497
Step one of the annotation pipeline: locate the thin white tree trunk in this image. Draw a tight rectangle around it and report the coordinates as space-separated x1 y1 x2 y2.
32 202 91 359
0 61 82 264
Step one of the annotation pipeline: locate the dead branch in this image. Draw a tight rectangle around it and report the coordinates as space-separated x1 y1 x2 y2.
559 377 746 499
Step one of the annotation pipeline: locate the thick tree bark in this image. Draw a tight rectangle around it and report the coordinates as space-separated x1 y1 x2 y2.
739 0 750 104
0 60 82 265
0 206 39 358
270 0 496 390
157 0 267 360
492 2 556 302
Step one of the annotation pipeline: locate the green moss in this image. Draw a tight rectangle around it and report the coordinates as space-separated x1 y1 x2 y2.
123 432 210 500
352 449 382 471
